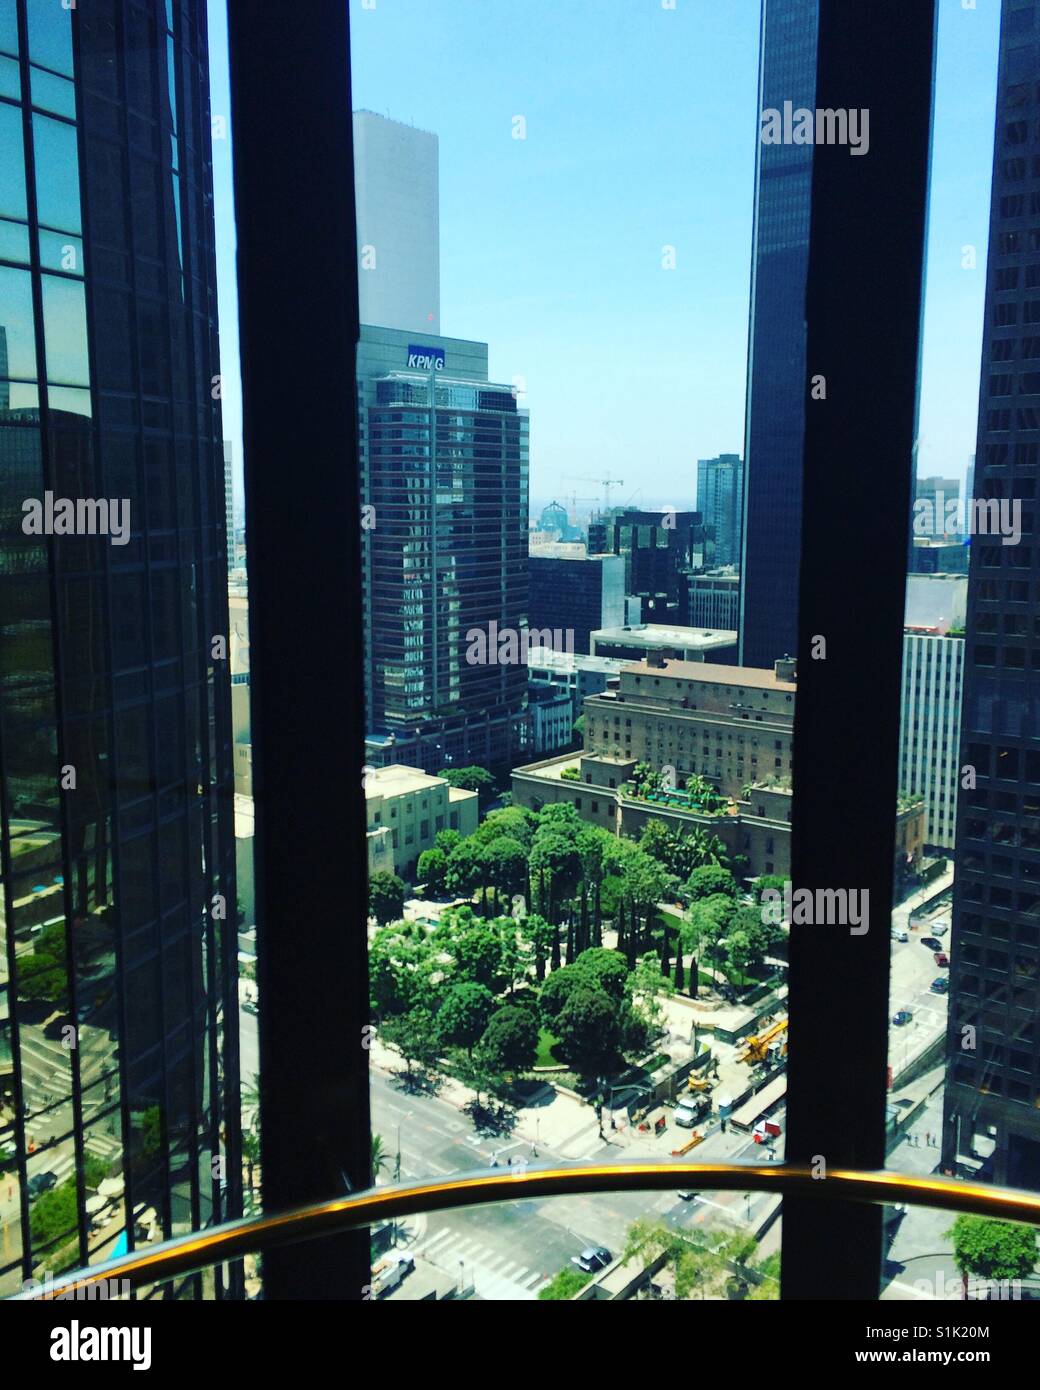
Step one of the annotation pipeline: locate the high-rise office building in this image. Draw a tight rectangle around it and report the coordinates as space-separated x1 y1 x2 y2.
899 630 964 851
223 439 235 573
353 111 440 334
696 453 744 568
943 0 1040 1188
358 326 529 774
0 0 239 1293
689 568 741 631
588 508 713 626
528 552 625 655
739 0 819 670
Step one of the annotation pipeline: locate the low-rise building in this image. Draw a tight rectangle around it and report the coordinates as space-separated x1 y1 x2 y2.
590 623 737 665
364 765 479 882
584 654 795 799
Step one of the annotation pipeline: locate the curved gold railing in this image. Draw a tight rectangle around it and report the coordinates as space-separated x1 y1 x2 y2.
10 1161 1040 1300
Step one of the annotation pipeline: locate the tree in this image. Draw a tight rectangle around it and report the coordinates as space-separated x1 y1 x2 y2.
539 963 592 1027
946 1215 1037 1298
483 836 527 896
572 946 629 1003
371 1133 390 1179
450 918 507 990
369 870 406 925
19 922 68 1003
724 928 753 982
480 1006 538 1075
435 829 461 855
631 951 671 1037
471 806 537 853
417 848 448 896
445 840 482 896
686 865 738 902
437 982 495 1056
554 987 621 1079
623 1219 722 1300
369 922 438 1019
378 1007 443 1083
519 912 555 982
440 765 497 808
29 1178 78 1246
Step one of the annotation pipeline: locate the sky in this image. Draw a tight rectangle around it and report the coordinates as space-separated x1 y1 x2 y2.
208 0 1001 520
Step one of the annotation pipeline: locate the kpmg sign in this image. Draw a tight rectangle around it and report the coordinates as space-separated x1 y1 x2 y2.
407 344 445 371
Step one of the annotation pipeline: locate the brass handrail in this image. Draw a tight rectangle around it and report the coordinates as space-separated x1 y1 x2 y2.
11 1160 1040 1300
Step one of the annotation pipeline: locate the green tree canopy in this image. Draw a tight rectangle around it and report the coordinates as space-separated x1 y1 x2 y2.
686 865 738 901
480 1005 538 1075
417 847 448 896
946 1215 1037 1292
379 1007 443 1082
440 765 497 808
437 981 495 1054
369 870 406 926
572 947 629 1003
554 987 622 1079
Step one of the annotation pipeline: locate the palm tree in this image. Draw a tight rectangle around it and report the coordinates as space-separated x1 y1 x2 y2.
371 1132 390 1181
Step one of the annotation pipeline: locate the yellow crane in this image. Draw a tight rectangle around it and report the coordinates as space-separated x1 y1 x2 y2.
738 1016 788 1065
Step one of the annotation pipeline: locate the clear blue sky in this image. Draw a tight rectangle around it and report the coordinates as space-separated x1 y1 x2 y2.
209 0 1000 517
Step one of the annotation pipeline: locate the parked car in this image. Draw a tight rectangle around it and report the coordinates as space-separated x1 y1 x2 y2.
242 999 259 1016
921 936 942 951
930 977 950 994
932 923 949 937
891 928 909 944
27 1171 58 1198
934 952 950 968
571 1246 611 1273
892 1010 914 1026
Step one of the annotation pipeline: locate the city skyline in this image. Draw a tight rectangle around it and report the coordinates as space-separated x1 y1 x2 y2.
205 1 1000 518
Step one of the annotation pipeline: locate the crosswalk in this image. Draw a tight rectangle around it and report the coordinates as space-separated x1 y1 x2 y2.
419 1225 550 1301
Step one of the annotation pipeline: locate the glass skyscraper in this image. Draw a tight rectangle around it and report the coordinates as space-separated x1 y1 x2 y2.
739 0 819 671
696 452 744 570
0 0 239 1295
359 325 529 776
942 0 1040 1190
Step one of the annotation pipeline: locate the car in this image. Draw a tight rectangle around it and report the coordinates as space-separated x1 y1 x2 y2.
921 936 942 951
891 928 909 944
242 999 259 1016
932 923 949 938
27 1171 58 1198
677 1190 697 1201
892 1010 913 1026
934 952 950 968
930 977 949 994
571 1246 611 1273
675 1102 706 1129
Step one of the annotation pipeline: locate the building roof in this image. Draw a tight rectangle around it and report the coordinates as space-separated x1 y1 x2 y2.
592 624 737 649
620 657 797 692
364 764 447 798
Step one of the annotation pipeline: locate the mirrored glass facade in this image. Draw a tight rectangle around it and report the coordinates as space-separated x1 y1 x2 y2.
0 0 238 1297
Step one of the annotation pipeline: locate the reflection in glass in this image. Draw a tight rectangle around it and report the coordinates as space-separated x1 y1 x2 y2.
0 265 38 379
41 274 90 387
0 101 27 221
27 1 73 78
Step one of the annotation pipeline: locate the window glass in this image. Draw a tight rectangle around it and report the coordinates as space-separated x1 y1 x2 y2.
0 216 29 264
41 274 90 387
0 0 16 57
0 101 27 220
30 67 76 121
32 113 82 233
27 1 74 77
0 265 37 378
0 52 19 100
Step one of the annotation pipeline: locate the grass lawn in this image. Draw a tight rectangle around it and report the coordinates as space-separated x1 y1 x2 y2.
535 1028 563 1068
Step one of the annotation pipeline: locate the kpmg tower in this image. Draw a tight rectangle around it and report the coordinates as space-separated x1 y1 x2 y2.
738 0 819 670
942 0 1040 1188
0 1 239 1293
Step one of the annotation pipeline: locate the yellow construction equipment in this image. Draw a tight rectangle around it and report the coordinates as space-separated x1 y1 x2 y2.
671 1131 705 1157
686 1075 714 1094
738 1016 788 1065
